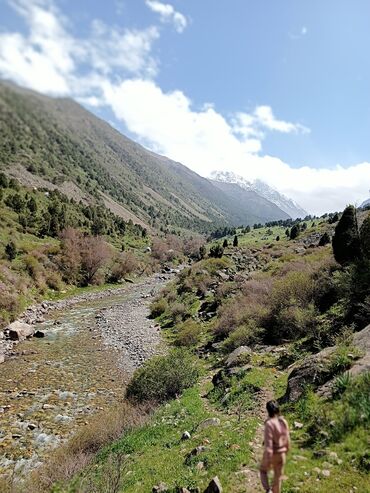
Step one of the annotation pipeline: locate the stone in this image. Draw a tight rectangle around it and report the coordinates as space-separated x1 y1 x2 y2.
294 421 304 429
196 461 205 470
0 352 5 364
181 431 191 440
225 346 252 367
152 482 169 492
198 417 220 430
34 331 45 338
6 321 35 341
204 476 223 493
321 469 331 477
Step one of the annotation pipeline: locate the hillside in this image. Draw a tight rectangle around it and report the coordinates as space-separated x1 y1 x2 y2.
0 81 289 231
1 207 367 492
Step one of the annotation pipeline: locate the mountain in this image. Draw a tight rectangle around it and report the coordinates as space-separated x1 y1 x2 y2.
210 170 308 219
360 197 370 209
0 81 290 231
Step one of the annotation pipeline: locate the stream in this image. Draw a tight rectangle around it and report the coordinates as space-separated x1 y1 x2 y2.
0 273 171 479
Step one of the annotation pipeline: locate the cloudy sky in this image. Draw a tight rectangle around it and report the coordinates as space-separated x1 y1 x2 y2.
0 0 369 214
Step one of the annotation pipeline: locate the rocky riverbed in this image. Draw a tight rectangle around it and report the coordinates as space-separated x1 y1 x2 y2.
0 273 173 479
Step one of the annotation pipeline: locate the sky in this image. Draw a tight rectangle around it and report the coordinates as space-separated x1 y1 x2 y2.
0 0 369 214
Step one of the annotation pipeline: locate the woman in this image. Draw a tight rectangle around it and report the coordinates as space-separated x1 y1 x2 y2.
260 400 290 493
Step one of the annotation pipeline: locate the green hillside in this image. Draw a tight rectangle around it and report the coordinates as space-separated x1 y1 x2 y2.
0 81 289 232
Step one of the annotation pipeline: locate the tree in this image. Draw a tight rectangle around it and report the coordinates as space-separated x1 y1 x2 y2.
360 213 370 259
276 235 280 241
233 235 239 247
209 244 224 258
223 239 228 248
318 232 331 246
0 172 8 188
285 228 290 237
199 245 206 259
290 224 300 240
5 241 17 261
332 205 361 265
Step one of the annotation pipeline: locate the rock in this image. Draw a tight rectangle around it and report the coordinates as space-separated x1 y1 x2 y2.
294 421 304 429
196 461 205 470
198 417 220 430
179 489 191 493
283 324 370 402
54 414 72 423
225 346 252 367
181 431 191 440
0 351 5 364
152 482 169 492
6 321 35 341
204 476 222 493
321 469 331 477
27 423 37 431
186 445 208 462
34 331 45 338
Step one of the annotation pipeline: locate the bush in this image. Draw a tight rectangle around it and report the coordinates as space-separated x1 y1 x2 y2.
332 205 361 265
126 349 199 403
222 321 264 352
108 252 139 283
149 298 168 318
174 320 203 347
209 244 224 258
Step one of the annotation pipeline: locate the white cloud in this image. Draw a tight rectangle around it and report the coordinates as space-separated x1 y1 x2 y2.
145 0 188 33
101 79 370 215
0 0 159 96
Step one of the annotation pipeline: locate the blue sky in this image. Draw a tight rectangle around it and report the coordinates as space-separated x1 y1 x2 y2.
0 0 369 213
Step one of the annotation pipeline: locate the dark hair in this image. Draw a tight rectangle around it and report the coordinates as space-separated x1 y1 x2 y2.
266 400 280 418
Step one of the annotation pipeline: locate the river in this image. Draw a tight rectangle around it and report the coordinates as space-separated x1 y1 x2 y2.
0 273 171 479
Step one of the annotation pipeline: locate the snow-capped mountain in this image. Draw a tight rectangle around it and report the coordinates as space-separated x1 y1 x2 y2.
210 171 308 220
361 197 370 208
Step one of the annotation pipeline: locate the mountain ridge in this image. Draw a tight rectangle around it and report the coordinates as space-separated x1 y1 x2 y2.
0 80 291 231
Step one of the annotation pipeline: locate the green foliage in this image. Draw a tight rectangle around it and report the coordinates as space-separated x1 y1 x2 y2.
126 349 199 403
332 205 361 265
233 235 238 247
290 224 300 239
222 321 264 352
174 319 203 347
5 240 17 260
209 243 224 258
360 213 370 259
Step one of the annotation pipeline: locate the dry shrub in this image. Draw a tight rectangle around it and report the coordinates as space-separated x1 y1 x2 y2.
109 252 139 283
222 321 265 352
25 402 148 492
169 301 187 322
151 235 184 263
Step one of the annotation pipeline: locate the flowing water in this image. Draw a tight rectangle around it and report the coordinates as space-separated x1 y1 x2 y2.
0 289 145 478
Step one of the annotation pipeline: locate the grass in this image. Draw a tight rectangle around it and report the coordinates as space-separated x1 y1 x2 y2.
63 386 257 493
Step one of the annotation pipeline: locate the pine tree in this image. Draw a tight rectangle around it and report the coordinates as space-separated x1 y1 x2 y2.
5 241 17 261
290 224 300 239
360 213 370 260
233 235 238 247
332 205 361 265
223 239 228 248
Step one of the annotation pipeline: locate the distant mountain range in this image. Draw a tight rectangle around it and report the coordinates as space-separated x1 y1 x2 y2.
210 171 307 220
0 81 303 232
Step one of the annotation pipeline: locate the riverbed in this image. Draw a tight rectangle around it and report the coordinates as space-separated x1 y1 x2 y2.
0 274 170 479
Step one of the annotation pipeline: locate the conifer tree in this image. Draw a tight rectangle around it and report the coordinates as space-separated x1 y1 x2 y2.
233 235 238 247
332 205 361 265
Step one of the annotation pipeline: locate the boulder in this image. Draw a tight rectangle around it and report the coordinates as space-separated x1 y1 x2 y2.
198 417 220 430
6 322 35 341
282 346 335 402
0 351 5 364
225 346 252 367
204 477 222 493
282 324 370 402
152 483 169 492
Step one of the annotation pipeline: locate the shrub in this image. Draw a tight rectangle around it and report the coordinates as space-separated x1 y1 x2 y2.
222 321 264 352
126 349 199 403
149 298 168 318
108 252 139 283
360 213 370 259
5 241 17 261
318 232 331 246
174 320 203 347
209 244 224 258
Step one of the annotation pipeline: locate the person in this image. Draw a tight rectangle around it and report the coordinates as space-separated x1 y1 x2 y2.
260 400 290 493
